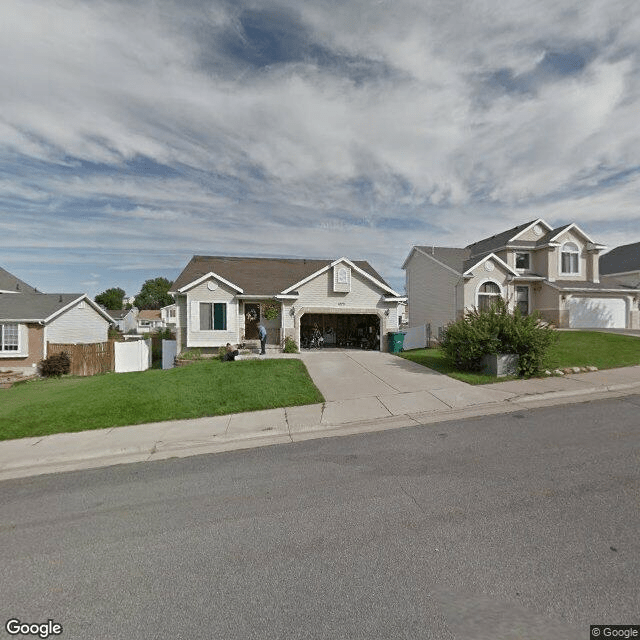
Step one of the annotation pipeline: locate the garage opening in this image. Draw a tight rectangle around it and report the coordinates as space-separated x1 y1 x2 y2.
300 313 380 349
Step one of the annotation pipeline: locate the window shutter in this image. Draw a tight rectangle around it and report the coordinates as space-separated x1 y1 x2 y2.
213 303 227 330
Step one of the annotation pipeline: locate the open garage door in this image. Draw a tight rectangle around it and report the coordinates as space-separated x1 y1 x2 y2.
300 313 380 349
567 297 626 329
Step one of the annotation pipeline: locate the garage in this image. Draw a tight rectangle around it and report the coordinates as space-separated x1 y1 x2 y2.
300 313 381 349
567 297 627 329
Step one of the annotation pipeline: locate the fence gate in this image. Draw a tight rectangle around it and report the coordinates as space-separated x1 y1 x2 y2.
47 342 114 376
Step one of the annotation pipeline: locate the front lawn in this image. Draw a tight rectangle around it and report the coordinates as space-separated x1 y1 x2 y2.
400 331 640 384
0 358 324 441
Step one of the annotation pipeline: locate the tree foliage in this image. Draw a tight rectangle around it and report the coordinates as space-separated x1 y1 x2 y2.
95 287 125 310
134 277 174 310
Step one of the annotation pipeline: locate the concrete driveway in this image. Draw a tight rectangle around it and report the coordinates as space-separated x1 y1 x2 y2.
298 349 514 418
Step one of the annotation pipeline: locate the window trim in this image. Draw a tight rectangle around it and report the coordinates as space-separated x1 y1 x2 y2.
199 302 228 331
515 285 530 316
476 279 503 311
0 323 23 356
515 251 531 272
560 242 580 275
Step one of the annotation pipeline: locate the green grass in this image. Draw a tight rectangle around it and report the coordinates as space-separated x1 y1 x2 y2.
400 331 640 385
0 359 324 441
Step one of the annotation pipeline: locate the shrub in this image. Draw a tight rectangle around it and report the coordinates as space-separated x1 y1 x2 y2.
218 346 227 361
263 299 281 321
440 298 557 377
179 349 202 361
283 336 298 353
40 352 71 377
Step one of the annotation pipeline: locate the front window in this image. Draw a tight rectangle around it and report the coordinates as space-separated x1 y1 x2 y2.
0 323 19 351
199 303 227 331
516 286 529 315
561 242 579 274
515 252 530 270
477 282 501 311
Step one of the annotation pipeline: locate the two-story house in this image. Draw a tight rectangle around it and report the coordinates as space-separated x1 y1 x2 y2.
600 241 640 289
404 219 639 332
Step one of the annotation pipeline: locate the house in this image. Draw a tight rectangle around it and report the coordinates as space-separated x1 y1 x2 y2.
403 219 640 332
0 268 113 375
170 255 406 354
136 309 163 333
107 307 138 333
160 303 177 329
600 241 640 289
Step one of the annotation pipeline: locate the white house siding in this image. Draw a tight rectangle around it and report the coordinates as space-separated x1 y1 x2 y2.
292 268 399 349
185 279 238 348
175 297 188 354
405 252 460 331
47 302 109 344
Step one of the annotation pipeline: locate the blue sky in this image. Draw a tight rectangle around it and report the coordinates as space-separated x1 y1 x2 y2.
2 0 640 297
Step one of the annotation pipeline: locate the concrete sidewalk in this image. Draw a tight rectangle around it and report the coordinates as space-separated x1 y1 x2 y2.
1 355 640 481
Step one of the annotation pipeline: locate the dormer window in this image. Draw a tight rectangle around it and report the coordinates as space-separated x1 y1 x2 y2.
561 242 580 274
515 252 530 271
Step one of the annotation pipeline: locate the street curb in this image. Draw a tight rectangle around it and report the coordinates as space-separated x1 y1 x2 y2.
1 383 639 482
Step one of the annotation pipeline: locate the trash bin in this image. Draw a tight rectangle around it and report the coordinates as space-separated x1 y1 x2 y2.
387 331 406 353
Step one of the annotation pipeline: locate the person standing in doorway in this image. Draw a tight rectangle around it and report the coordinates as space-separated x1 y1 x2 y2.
258 322 267 355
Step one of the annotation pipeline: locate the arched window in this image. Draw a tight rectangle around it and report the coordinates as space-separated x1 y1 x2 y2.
561 242 579 274
477 281 501 311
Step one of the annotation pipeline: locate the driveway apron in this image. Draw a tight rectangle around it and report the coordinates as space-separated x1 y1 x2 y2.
298 349 514 414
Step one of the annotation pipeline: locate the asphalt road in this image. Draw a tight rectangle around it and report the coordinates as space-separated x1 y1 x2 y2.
1 395 639 640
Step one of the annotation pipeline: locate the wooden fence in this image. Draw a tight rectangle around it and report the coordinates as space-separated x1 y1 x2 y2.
47 342 114 377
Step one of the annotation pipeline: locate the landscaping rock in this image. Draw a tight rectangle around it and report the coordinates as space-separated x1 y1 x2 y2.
571 367 582 374
587 366 598 372
553 369 565 376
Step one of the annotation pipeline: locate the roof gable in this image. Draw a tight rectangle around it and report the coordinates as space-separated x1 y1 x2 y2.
0 293 112 323
0 267 38 294
172 255 395 297
463 252 518 277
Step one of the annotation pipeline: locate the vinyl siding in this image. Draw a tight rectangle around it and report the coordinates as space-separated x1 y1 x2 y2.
405 251 461 330
185 280 239 347
47 302 109 344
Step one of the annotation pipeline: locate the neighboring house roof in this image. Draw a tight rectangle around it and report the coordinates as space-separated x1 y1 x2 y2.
107 308 135 321
0 293 112 323
138 310 161 321
465 219 542 256
0 267 39 294
410 247 471 273
172 255 395 296
600 242 640 275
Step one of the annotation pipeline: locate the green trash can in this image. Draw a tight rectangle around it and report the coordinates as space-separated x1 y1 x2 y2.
387 331 406 353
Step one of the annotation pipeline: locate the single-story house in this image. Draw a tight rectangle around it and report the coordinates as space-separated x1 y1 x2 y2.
0 268 113 375
107 307 138 333
600 241 640 289
170 255 406 354
136 309 163 333
404 219 640 331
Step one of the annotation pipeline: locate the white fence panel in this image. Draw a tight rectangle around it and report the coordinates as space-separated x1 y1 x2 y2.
402 325 428 350
162 340 177 369
114 339 151 373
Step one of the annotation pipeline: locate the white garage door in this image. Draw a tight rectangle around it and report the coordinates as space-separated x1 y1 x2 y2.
567 297 626 328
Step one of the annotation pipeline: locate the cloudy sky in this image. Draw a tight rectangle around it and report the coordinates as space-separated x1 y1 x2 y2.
2 0 640 297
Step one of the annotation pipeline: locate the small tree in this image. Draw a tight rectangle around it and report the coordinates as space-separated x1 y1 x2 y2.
95 287 125 309
134 277 174 310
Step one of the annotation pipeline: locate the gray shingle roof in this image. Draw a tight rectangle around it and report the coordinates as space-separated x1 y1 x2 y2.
0 267 38 294
548 280 638 291
0 293 83 321
172 256 393 295
413 247 471 273
465 220 540 256
600 242 640 275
